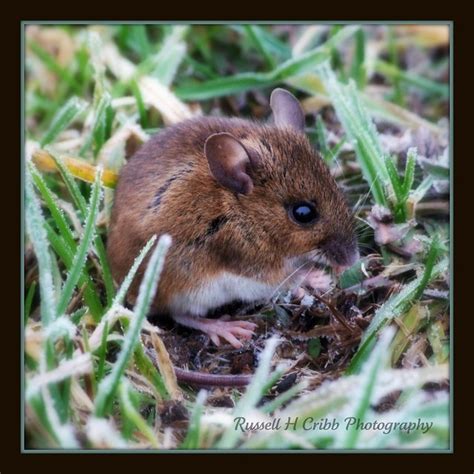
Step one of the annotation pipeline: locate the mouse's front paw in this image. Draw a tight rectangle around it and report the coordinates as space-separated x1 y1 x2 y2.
302 269 333 293
292 268 333 296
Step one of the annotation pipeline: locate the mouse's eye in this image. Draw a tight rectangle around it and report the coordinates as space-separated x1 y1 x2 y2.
289 202 319 226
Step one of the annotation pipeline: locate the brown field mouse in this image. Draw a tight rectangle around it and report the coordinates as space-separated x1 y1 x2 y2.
107 88 359 349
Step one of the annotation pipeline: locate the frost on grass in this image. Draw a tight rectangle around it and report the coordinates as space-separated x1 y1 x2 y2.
44 315 77 341
113 234 158 306
26 353 92 399
57 167 102 314
94 234 172 417
86 417 127 449
41 385 79 448
25 171 57 326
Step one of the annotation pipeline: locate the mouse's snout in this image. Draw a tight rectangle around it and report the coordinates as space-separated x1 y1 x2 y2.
320 234 360 271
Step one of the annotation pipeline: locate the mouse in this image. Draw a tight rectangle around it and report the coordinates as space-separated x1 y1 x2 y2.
107 88 359 349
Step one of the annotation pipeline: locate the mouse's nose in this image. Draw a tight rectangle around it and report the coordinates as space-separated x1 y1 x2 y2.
320 236 359 270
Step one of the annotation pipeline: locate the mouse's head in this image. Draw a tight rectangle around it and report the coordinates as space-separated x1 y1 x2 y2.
204 88 359 271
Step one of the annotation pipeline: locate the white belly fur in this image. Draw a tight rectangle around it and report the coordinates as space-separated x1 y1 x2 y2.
169 272 277 316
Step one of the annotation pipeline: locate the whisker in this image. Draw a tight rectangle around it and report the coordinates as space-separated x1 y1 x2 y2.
268 252 319 302
352 187 374 213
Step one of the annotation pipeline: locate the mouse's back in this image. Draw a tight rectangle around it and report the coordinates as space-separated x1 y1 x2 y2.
107 116 263 291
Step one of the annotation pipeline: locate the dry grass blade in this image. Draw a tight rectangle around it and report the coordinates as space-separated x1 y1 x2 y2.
32 148 119 188
150 332 182 400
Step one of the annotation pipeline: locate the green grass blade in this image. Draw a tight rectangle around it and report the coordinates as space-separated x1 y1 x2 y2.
70 307 87 325
25 170 57 327
24 281 37 324
48 152 87 217
350 28 366 89
112 235 157 307
91 93 114 156
96 320 109 384
121 25 152 61
131 80 148 129
288 70 443 135
412 237 444 301
56 168 102 316
91 239 114 309
94 234 172 417
40 97 88 147
26 170 80 445
133 343 169 399
176 72 277 101
385 156 403 201
412 175 434 203
183 55 218 80
315 115 329 157
328 137 347 161
176 49 328 101
244 25 277 69
375 59 449 98
261 381 307 414
44 221 103 319
28 41 81 93
273 49 328 80
362 93 442 134
347 256 448 374
363 253 446 344
118 381 159 448
244 25 290 60
342 327 394 448
318 62 390 206
40 384 79 448
402 148 417 197
33 154 105 317
48 152 115 306
386 148 417 222
180 390 207 449
151 26 188 86
29 163 76 249
339 259 366 289
59 336 74 422
323 25 361 53
176 26 359 101
216 336 280 449
422 161 450 180
428 321 449 364
387 26 404 106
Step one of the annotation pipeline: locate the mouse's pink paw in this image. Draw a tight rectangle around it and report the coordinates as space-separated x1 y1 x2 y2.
173 315 257 349
303 269 333 293
292 269 333 295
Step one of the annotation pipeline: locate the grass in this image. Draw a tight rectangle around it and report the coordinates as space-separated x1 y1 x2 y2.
24 24 450 450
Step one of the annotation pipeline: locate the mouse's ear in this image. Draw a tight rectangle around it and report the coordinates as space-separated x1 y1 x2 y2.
270 88 305 132
205 132 254 195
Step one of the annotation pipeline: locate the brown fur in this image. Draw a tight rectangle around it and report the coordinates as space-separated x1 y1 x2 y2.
107 116 357 314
